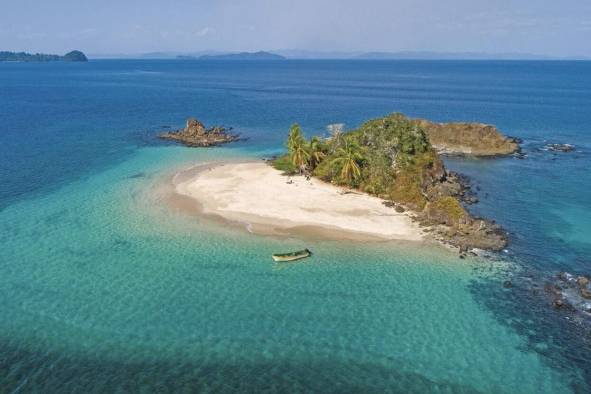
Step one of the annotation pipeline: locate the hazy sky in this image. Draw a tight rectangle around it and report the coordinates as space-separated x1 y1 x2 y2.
1 0 590 56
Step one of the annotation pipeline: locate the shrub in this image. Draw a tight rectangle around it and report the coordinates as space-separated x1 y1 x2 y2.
271 154 298 175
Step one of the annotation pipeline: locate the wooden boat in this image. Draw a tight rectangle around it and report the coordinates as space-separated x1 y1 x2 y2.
272 249 312 262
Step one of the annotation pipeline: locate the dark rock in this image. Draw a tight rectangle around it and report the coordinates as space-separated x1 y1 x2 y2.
432 219 507 252
553 298 566 309
159 117 240 147
581 288 591 299
576 276 589 288
545 271 591 315
545 143 575 152
513 152 527 159
503 280 513 288
557 272 573 282
394 205 405 213
545 282 562 296
463 195 479 204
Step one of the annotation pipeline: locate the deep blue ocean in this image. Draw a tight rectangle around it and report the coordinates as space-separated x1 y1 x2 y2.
1 59 590 392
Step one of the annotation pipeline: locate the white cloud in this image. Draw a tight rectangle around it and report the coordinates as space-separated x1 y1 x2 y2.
195 27 211 37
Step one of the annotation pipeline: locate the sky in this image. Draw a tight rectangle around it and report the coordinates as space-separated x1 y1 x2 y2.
0 0 590 57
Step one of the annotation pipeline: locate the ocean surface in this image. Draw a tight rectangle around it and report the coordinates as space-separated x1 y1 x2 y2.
1 59 590 393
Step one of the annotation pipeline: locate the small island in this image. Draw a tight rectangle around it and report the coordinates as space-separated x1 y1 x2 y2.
0 50 88 62
173 113 509 252
269 113 508 251
414 117 520 156
159 118 240 147
198 51 285 60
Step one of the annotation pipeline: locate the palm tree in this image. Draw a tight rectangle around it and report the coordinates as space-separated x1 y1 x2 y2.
287 124 303 152
308 136 326 169
287 124 309 174
327 123 345 153
331 140 363 185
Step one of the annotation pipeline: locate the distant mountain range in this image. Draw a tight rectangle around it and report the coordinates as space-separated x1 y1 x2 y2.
274 50 587 60
0 50 88 62
351 51 558 60
196 51 285 60
90 51 286 60
88 50 589 61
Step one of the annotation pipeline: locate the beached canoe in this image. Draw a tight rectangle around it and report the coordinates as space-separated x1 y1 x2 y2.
272 249 312 262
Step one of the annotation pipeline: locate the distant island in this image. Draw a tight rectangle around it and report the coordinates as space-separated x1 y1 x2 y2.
352 51 556 60
197 51 285 60
0 50 88 62
90 49 587 60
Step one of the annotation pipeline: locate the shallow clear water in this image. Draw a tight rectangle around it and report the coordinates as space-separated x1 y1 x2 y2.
1 60 590 392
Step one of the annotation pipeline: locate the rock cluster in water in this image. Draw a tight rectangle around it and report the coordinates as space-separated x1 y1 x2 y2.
159 118 240 147
544 143 575 153
547 272 591 314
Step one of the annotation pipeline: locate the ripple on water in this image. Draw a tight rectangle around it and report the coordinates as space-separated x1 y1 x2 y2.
0 147 581 392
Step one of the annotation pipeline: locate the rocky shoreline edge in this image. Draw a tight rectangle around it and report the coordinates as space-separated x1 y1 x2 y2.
408 171 508 255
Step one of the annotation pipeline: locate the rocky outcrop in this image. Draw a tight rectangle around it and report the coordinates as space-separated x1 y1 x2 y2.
547 272 591 314
419 176 507 251
545 143 575 152
159 118 240 147
412 118 520 156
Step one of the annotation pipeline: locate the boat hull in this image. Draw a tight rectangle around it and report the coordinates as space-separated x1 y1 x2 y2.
272 249 311 262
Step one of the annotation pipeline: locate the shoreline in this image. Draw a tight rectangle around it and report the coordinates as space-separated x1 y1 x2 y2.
169 161 427 243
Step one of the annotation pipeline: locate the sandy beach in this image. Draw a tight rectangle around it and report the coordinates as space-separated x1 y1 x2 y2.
173 162 424 241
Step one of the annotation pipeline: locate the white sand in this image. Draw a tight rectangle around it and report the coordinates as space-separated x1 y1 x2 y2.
174 162 424 241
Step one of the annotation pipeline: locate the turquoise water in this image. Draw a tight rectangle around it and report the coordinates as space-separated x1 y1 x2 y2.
1 60 590 392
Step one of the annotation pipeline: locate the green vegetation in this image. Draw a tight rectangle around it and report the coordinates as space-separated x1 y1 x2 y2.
330 141 364 185
271 113 509 249
0 50 88 62
427 196 468 226
286 125 310 174
271 154 298 174
274 113 439 201
272 113 473 225
308 136 327 168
